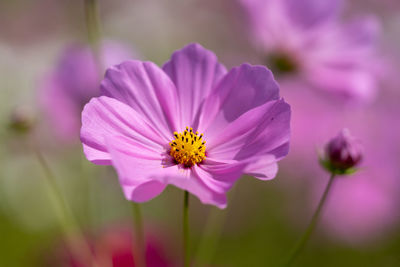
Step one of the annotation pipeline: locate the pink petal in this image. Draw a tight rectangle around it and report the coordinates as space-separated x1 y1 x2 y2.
162 43 227 129
39 74 81 141
200 157 247 183
285 0 342 27
172 167 228 209
105 135 169 202
106 135 229 208
206 99 291 180
244 158 278 180
304 66 376 102
122 181 167 203
81 96 168 164
198 64 279 133
101 60 181 134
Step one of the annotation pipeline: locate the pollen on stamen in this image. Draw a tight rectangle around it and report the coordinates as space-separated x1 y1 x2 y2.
169 127 206 167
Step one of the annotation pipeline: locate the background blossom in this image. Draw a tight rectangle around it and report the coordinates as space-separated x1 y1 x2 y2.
237 0 382 102
39 41 133 141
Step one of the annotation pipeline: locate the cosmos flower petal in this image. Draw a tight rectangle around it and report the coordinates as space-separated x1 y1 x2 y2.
163 43 227 128
200 158 247 183
106 135 228 208
284 0 342 27
199 64 279 133
194 168 233 194
186 166 229 209
303 16 380 102
105 135 169 202
122 181 167 203
341 16 380 51
207 99 290 163
244 158 278 180
163 169 228 209
39 75 81 140
81 96 168 164
305 67 376 102
101 60 181 134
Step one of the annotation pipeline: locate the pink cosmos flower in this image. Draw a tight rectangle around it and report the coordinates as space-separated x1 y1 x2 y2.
80 43 291 208
238 0 381 102
39 41 133 141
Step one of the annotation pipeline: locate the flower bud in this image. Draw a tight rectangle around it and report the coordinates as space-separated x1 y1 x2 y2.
321 129 362 175
8 106 35 135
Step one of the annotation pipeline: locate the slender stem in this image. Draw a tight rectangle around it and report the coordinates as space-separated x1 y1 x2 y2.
132 202 146 267
183 190 190 267
283 173 336 267
33 147 97 267
35 149 73 228
83 0 103 74
84 0 101 47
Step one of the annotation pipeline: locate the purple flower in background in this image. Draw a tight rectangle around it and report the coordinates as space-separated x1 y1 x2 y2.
80 43 291 208
39 41 133 141
314 137 399 243
322 129 362 174
277 84 400 244
238 0 381 102
306 107 400 244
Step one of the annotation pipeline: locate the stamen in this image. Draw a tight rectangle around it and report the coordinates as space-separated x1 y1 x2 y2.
169 127 206 167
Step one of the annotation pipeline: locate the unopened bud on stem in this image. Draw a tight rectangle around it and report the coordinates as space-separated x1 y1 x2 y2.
321 129 362 175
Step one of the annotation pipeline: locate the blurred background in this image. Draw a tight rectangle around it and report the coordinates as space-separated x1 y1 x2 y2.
1 0 400 266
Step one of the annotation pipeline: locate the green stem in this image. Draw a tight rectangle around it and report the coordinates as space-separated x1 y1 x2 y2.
84 0 101 47
183 191 190 267
132 203 146 267
35 149 72 228
83 0 103 74
283 173 336 267
34 147 97 267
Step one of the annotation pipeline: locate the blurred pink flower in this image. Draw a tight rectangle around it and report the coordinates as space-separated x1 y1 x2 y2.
277 80 400 243
80 43 291 208
317 172 398 244
39 41 133 141
238 0 382 102
95 227 171 267
309 107 400 244
50 226 171 267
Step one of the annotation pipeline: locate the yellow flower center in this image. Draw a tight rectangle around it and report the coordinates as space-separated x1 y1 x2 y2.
169 127 206 167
